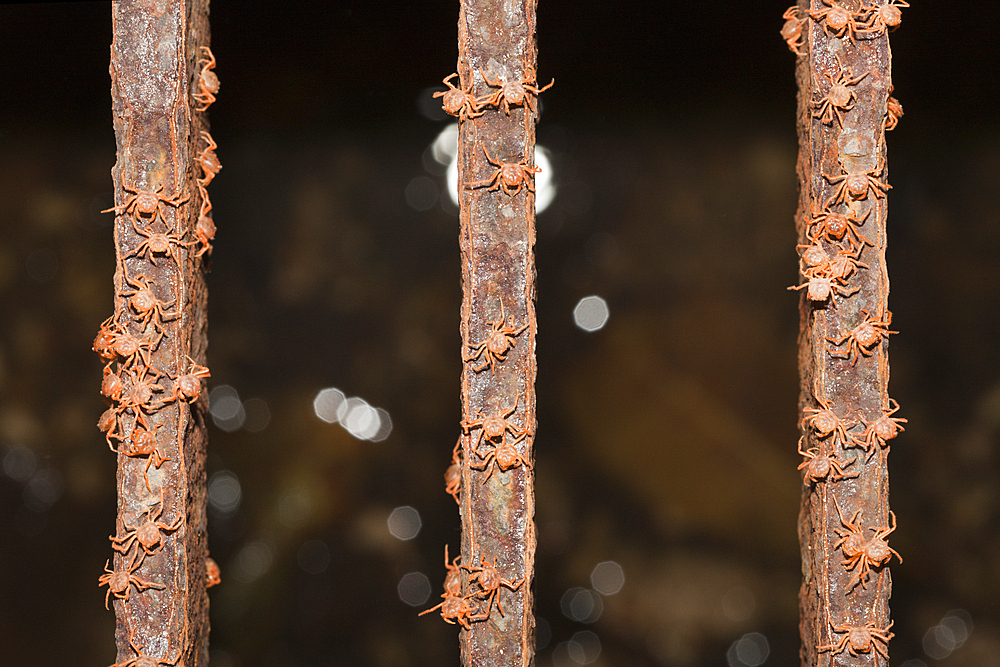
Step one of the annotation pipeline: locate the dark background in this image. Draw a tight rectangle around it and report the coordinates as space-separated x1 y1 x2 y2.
1 2 998 666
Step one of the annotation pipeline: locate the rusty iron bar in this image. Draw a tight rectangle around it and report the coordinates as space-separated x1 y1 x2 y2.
785 1 904 665
452 1 542 665
103 1 213 665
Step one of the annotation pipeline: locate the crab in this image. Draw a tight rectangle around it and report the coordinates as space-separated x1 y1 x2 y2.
433 73 485 120
193 46 219 111
885 94 904 131
195 206 216 258
826 309 897 365
101 364 125 403
465 300 528 374
206 556 222 588
461 396 528 451
806 205 872 253
809 0 866 44
110 627 181 667
801 397 855 446
472 432 532 481
197 131 222 186
128 217 194 266
463 554 524 619
444 437 463 503
859 0 908 34
418 590 481 629
858 397 907 451
120 413 171 492
796 437 857 484
466 144 541 197
121 274 177 331
164 355 211 404
818 620 894 660
111 492 183 569
98 558 165 609
812 60 869 127
103 184 189 226
98 406 125 452
788 272 860 303
780 6 805 56
833 501 901 590
121 370 166 413
824 156 891 207
480 67 553 115
94 315 120 362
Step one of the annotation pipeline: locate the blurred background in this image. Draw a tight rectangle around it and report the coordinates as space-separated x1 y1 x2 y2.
1 2 998 666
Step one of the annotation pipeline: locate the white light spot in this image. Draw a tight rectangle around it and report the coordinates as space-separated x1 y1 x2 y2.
387 506 422 541
369 408 393 442
233 540 274 583
3 444 37 482
726 632 769 667
397 572 432 607
446 138 556 213
24 468 63 512
722 586 756 622
560 587 603 623
242 398 271 433
313 388 346 424
208 471 242 515
590 561 625 596
573 296 609 331
405 176 438 211
923 610 972 660
432 124 459 165
210 385 245 432
297 539 331 575
344 401 381 440
568 630 601 665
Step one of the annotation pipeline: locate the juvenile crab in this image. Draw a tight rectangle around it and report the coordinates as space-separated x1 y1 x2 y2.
780 6 805 56
826 309 897 365
885 94 904 131
806 206 872 253
94 315 121 362
433 73 485 120
103 184 189 226
444 437 462 503
796 437 857 484
195 205 216 258
797 241 830 275
825 248 869 283
98 406 125 452
121 274 178 330
197 131 222 186
463 554 524 618
98 558 165 609
101 364 125 403
824 157 891 207
111 628 181 667
206 556 222 588
809 0 866 44
818 620 894 660
472 432 533 481
129 217 194 266
465 299 528 374
111 492 183 569
858 397 907 451
418 590 480 629
833 501 901 590
788 271 859 303
120 414 171 492
860 0 908 34
194 46 219 111
801 397 855 445
812 60 869 127
164 355 211 404
480 67 553 115
461 396 528 451
466 144 541 197
121 369 166 413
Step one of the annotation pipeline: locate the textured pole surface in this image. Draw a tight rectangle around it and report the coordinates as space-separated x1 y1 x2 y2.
457 1 540 665
786 2 904 665
103 1 213 664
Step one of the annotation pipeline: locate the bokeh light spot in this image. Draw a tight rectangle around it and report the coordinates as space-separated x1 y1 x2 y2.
387 506 422 541
313 388 346 424
208 471 242 516
726 632 769 667
590 560 625 596
397 572 432 607
573 296 609 331
560 587 603 623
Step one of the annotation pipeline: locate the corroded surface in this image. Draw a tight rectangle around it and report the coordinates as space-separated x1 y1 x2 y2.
457 1 539 666
106 1 211 665
789 1 901 666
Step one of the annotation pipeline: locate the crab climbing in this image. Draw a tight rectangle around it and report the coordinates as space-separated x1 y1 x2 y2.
465 299 528 374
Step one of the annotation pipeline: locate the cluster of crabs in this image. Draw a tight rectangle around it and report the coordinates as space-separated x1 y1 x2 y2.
782 3 908 661
96 46 222 647
435 67 552 199
425 299 533 627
